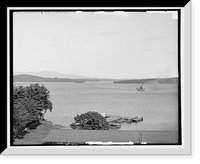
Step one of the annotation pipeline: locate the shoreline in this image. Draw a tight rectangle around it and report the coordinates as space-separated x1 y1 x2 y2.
13 119 66 145
13 119 179 145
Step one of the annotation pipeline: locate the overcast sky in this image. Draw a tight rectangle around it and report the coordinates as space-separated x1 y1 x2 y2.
13 11 178 79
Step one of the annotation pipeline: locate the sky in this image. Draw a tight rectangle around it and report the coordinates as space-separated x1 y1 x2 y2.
13 11 178 79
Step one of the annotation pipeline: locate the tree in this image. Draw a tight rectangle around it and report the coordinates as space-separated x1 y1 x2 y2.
25 84 52 114
70 111 110 130
13 84 53 140
13 99 30 139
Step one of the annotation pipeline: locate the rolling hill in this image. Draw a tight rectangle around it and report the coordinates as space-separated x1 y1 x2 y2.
14 70 88 79
13 74 87 83
13 74 179 84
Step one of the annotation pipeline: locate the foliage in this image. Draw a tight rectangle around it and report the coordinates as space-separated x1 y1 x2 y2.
13 84 52 139
13 99 30 139
70 111 110 130
25 84 52 114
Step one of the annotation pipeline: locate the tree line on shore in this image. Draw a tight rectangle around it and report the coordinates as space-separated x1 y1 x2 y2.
13 83 53 140
113 77 178 84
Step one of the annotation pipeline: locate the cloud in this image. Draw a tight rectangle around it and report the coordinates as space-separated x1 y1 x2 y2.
49 43 60 47
144 37 163 41
156 67 177 78
169 51 177 54
49 35 60 47
142 48 153 52
98 31 119 37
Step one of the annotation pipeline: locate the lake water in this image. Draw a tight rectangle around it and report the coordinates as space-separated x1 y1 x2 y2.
15 82 179 131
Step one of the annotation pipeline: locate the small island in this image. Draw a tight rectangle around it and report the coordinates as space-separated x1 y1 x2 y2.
74 81 85 83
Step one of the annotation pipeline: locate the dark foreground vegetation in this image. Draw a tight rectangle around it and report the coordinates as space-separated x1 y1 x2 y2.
13 83 53 141
70 111 110 130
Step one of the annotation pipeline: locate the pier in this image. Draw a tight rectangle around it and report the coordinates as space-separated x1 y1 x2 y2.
104 114 143 129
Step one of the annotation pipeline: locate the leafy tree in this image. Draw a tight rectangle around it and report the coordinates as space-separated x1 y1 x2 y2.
70 111 110 130
13 85 26 103
13 84 53 140
25 84 52 118
13 99 30 139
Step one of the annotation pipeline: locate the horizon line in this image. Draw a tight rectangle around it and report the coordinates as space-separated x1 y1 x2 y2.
13 71 178 80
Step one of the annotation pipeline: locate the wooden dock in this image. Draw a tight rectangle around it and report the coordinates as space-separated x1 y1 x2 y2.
105 115 143 129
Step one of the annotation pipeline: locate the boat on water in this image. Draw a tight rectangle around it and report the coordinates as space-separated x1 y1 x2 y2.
109 122 121 129
107 115 143 124
136 83 145 91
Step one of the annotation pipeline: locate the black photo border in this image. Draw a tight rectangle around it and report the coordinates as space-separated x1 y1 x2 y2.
9 8 182 147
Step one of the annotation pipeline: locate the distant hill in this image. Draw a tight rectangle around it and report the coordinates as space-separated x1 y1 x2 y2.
14 74 179 84
113 77 178 84
13 74 116 83
14 70 88 79
13 74 87 83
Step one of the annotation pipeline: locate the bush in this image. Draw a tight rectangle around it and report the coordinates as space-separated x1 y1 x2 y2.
70 111 110 130
13 84 53 140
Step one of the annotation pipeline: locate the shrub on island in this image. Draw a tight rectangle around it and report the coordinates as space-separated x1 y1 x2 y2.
70 111 110 130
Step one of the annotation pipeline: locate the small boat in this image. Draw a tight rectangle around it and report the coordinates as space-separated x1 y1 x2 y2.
109 122 121 129
136 83 145 91
124 117 143 123
131 117 143 123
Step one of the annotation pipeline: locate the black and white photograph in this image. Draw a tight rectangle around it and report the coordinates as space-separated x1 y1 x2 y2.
3 2 192 155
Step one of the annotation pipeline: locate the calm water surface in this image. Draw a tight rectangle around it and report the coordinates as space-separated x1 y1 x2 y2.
16 82 179 131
